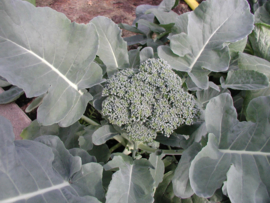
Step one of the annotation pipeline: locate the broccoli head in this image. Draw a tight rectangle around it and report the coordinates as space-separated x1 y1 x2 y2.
102 58 199 142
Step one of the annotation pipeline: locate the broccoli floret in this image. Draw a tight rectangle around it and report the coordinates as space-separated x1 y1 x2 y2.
102 58 199 142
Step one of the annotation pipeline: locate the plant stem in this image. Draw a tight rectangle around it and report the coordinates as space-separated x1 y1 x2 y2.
81 115 100 126
132 142 138 159
109 142 123 153
168 146 178 163
184 0 199 10
138 143 184 155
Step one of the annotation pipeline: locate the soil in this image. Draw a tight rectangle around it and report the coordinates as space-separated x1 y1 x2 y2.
36 0 191 37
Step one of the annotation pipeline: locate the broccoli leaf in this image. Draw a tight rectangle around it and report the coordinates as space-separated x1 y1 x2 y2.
0 116 103 203
105 154 155 203
91 16 129 77
158 0 254 89
149 153 165 188
173 143 202 198
249 23 270 62
21 120 84 149
128 48 140 69
237 53 270 113
248 0 268 13
25 94 45 113
140 47 154 63
92 125 119 145
220 69 269 90
254 1 270 23
190 93 270 202
0 86 24 104
0 0 103 127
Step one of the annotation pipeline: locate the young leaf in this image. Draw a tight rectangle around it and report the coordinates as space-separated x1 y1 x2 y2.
124 35 148 46
228 37 247 64
91 16 129 77
220 69 269 90
196 82 230 108
0 86 24 104
137 19 166 33
89 144 110 163
254 1 270 24
0 76 10 87
0 0 103 127
237 53 270 112
0 116 103 203
190 93 270 202
105 154 155 203
118 23 145 34
249 23 270 62
140 47 154 63
21 120 85 149
146 9 178 24
25 94 45 113
154 171 175 203
69 148 97 164
20 119 59 140
149 153 165 188
134 5 157 34
173 143 201 198
155 132 187 148
158 0 254 89
158 0 176 12
92 125 119 145
128 48 140 69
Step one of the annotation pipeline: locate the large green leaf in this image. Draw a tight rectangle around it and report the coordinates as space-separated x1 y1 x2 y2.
21 120 85 149
248 0 268 13
0 116 103 203
237 53 270 112
149 153 165 188
0 0 103 127
154 171 176 203
0 86 24 104
91 16 129 77
105 154 155 203
190 93 270 202
220 69 269 90
249 23 270 62
173 143 202 198
158 0 254 89
254 1 270 24
196 82 229 108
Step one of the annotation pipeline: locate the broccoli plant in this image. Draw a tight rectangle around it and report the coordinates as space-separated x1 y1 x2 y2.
102 58 199 142
1 0 270 203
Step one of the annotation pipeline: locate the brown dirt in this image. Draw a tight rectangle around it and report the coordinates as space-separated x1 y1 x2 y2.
36 0 191 37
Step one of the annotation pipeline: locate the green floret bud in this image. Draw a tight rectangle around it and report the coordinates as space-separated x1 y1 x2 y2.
102 58 200 142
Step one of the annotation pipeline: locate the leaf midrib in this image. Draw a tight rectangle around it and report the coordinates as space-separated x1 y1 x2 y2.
0 182 70 203
1 37 83 95
219 149 270 156
189 15 231 70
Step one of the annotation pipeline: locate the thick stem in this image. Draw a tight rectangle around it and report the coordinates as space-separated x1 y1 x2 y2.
138 143 183 155
168 146 178 163
132 142 138 159
109 142 123 153
81 115 100 126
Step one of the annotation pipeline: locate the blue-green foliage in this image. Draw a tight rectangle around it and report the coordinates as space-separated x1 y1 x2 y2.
102 58 199 142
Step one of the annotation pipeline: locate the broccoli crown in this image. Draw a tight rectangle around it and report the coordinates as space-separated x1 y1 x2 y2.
102 58 199 142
